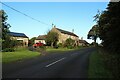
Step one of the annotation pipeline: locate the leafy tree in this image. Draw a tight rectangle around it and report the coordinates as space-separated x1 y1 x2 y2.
98 2 120 53
0 10 18 51
45 31 58 47
97 2 120 78
87 25 99 43
93 10 101 23
87 10 101 45
0 10 12 49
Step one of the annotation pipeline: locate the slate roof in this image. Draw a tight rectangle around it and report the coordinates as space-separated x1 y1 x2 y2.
79 40 89 44
36 35 46 40
8 32 28 38
56 28 78 37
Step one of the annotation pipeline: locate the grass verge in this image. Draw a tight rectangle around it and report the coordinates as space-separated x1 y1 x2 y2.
2 48 40 63
99 48 120 79
2 46 86 63
88 49 113 78
46 47 75 53
46 46 87 53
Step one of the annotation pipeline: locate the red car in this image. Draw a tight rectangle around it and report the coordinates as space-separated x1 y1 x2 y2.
33 42 45 48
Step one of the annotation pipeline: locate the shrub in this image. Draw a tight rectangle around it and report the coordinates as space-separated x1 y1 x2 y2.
53 45 58 49
2 48 15 52
67 45 73 49
58 43 63 48
64 38 75 49
39 46 46 49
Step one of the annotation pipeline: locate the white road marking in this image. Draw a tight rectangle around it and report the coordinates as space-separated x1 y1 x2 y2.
45 57 66 67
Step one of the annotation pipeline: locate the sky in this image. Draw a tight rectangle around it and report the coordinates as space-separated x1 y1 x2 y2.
1 2 109 43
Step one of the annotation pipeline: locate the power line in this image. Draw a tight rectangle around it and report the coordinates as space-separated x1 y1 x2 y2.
0 1 51 26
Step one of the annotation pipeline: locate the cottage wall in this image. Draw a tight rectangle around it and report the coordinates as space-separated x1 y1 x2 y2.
35 40 46 44
51 27 79 45
11 37 29 47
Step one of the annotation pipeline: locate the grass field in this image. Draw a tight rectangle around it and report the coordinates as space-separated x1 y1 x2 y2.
2 48 40 63
88 50 113 78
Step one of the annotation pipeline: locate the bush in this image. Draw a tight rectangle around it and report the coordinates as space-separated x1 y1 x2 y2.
64 38 75 48
2 48 15 52
67 45 73 49
53 45 58 49
58 43 63 47
39 46 46 49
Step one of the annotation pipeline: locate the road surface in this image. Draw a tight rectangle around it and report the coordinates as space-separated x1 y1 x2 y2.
2 47 96 78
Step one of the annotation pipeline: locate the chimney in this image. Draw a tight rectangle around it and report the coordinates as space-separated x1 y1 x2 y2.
52 23 56 28
81 37 83 40
54 25 56 28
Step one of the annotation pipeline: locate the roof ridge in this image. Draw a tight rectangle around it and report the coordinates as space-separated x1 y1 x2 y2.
9 32 25 34
56 28 78 37
8 32 28 38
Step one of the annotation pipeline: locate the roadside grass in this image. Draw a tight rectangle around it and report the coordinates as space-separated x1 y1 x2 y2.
99 48 120 79
88 49 113 78
46 47 74 53
2 46 86 63
46 46 85 53
2 48 40 63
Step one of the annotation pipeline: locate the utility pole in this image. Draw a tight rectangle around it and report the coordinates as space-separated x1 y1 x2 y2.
72 29 74 33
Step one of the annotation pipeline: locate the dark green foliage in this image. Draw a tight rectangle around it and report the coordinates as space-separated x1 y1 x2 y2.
2 48 15 52
99 48 120 78
0 10 18 51
64 38 75 49
87 10 101 44
58 43 63 47
87 25 99 43
0 10 11 49
98 2 120 53
0 10 10 40
96 2 120 78
45 31 58 47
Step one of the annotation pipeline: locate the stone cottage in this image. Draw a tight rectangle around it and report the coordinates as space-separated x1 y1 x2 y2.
50 26 79 45
8 32 29 47
35 35 46 44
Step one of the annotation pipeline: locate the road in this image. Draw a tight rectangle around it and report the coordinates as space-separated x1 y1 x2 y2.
2 47 96 79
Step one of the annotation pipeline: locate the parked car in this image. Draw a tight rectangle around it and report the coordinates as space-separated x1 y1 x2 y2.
33 42 45 48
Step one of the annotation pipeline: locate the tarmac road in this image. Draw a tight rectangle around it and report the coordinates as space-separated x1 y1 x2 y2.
2 47 96 79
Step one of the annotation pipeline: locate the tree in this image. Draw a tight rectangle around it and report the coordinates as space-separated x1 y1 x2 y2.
29 37 36 46
0 10 12 49
87 25 99 43
98 2 120 53
87 10 101 45
0 10 18 51
93 10 101 23
45 31 58 47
